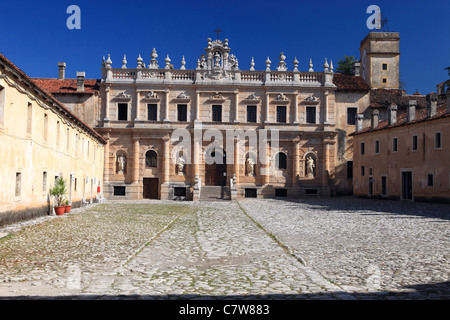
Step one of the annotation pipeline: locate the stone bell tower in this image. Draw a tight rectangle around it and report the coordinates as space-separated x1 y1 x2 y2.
360 32 400 89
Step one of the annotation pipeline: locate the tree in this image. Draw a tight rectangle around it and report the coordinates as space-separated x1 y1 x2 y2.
336 56 357 75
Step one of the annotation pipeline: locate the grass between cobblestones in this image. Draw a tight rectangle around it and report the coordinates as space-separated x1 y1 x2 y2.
0 203 190 278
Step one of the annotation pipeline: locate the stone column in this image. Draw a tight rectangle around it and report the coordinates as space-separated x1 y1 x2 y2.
262 139 270 185
103 133 110 183
134 91 140 121
162 136 170 184
292 138 300 185
104 86 110 122
234 137 239 184
194 92 200 122
132 137 140 183
234 92 239 122
163 91 169 122
293 93 299 124
322 91 329 124
264 93 270 123
322 137 329 186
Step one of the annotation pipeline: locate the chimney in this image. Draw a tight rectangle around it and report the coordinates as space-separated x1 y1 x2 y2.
426 93 437 117
371 109 379 129
447 89 450 114
58 62 66 80
388 103 398 125
356 114 364 132
76 72 85 92
353 61 360 77
407 100 416 122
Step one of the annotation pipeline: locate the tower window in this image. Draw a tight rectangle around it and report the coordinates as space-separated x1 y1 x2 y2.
382 63 388 71
382 78 387 84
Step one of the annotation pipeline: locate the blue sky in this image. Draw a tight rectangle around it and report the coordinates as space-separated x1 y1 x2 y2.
1 0 449 94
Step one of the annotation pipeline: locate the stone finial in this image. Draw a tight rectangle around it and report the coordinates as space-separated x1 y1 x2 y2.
122 54 127 69
293 57 299 72
180 56 186 69
330 59 334 73
224 38 229 47
165 55 171 69
277 52 287 71
250 57 255 71
308 58 314 72
101 56 106 68
137 54 143 68
149 48 159 69
388 103 398 125
265 57 271 71
105 54 112 69
407 100 417 122
323 58 329 72
196 59 201 70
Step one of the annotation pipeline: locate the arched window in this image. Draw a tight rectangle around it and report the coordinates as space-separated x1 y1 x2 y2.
145 150 157 167
275 152 287 170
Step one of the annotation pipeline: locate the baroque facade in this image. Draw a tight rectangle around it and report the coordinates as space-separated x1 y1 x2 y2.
94 37 370 200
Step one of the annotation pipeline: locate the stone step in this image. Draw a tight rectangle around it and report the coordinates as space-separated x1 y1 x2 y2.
200 186 231 201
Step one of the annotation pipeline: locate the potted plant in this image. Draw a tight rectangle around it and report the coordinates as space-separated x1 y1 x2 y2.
49 177 68 216
64 199 72 213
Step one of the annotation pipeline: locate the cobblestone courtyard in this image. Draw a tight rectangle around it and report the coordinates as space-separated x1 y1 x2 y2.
0 198 448 300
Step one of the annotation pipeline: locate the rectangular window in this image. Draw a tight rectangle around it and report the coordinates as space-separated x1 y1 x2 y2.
26 103 32 136
44 113 48 142
118 103 128 121
382 78 387 84
43 171 47 191
361 166 365 176
147 104 157 121
361 142 365 155
247 105 257 123
393 137 398 152
306 107 316 124
113 186 126 196
177 104 187 121
15 172 21 197
382 63 388 71
276 106 286 123
375 140 380 154
347 107 357 125
435 132 442 149
412 135 418 151
212 105 222 122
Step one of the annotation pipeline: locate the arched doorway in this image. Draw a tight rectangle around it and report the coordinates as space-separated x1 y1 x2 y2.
205 147 227 186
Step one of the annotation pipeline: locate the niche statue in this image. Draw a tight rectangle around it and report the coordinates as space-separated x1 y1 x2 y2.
116 154 127 174
306 156 316 178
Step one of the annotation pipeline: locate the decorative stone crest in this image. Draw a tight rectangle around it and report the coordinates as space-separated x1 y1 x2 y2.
116 91 131 99
275 93 288 101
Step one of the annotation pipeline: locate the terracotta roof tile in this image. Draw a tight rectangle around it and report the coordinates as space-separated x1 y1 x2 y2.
369 88 427 109
332 74 370 91
351 104 449 136
32 78 100 94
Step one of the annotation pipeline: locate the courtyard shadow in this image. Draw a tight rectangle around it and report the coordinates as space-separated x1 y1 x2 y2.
1 281 448 301
262 196 450 221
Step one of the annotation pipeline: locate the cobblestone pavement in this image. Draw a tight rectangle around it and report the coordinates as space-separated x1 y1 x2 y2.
0 198 448 300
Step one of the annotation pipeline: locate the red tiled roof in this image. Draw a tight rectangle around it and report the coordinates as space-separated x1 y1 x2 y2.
369 88 427 109
351 104 449 136
0 53 106 144
32 78 100 94
332 74 370 91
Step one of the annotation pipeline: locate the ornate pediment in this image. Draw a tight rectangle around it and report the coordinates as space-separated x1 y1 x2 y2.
115 91 131 100
302 94 320 104
142 91 160 101
173 91 191 102
243 93 261 103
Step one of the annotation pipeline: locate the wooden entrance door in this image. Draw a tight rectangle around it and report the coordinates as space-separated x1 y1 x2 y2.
205 163 227 186
401 171 413 200
143 178 159 199
205 149 227 186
